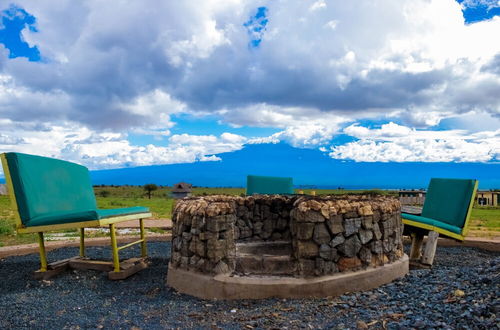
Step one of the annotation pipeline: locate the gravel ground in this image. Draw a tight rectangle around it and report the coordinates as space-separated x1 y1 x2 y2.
0 242 498 329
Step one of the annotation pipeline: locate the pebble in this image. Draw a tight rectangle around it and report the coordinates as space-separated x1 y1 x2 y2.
0 242 498 328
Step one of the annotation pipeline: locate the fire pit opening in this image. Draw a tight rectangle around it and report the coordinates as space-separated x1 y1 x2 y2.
168 194 409 299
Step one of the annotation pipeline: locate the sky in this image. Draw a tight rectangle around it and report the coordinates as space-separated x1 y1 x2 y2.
0 0 499 181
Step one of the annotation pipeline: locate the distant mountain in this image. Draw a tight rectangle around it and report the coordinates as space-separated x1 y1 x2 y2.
90 143 500 189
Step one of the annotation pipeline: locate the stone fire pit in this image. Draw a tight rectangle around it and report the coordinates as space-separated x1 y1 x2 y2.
167 195 409 299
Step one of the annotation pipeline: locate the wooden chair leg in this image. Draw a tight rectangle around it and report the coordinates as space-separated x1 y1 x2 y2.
79 228 85 257
421 230 439 266
409 232 424 261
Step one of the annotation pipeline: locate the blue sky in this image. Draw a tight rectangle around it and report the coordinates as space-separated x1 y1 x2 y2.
0 0 499 186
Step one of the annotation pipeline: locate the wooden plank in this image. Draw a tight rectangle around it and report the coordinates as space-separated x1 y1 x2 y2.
69 258 114 272
108 259 148 280
409 232 424 261
421 230 439 266
34 262 69 280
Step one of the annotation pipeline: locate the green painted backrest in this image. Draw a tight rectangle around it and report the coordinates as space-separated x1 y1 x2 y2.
246 175 294 195
3 153 97 226
421 178 477 229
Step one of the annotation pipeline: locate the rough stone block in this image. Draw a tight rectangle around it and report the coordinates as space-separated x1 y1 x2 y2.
313 223 331 245
207 215 229 232
296 240 319 258
373 223 382 240
370 240 383 255
291 209 325 223
214 260 230 274
338 257 362 272
239 226 252 239
298 259 315 277
344 211 359 219
359 247 372 265
338 235 361 258
326 214 344 234
182 232 192 242
296 223 315 240
361 216 373 229
315 257 325 276
319 244 333 260
329 234 345 248
199 231 217 241
344 217 362 236
358 228 373 244
196 240 206 257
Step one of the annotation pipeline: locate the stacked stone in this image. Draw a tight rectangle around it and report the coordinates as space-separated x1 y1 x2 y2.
170 196 238 275
234 195 297 241
169 194 404 278
290 196 403 277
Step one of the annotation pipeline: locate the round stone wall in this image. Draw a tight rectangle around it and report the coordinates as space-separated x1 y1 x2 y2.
169 194 404 277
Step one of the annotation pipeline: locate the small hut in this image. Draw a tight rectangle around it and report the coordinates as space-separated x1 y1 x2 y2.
0 184 7 195
171 182 192 199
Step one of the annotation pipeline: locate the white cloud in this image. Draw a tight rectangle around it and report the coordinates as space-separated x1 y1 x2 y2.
330 123 500 162
0 120 246 174
0 0 499 169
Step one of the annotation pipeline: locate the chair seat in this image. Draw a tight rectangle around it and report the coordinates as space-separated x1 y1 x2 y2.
28 207 150 227
402 213 462 235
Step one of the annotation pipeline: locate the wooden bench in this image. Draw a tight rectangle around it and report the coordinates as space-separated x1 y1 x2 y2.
1 152 152 280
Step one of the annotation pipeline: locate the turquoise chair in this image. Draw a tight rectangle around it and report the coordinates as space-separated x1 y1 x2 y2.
246 175 294 195
1 152 152 280
402 178 478 267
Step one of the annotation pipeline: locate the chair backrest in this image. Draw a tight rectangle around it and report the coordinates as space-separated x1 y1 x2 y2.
421 178 478 229
1 153 97 226
246 175 294 195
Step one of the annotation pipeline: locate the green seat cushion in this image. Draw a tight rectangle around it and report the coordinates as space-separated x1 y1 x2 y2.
246 175 294 195
4 152 149 228
28 207 150 227
96 207 150 219
402 213 462 235
5 153 97 227
421 178 476 229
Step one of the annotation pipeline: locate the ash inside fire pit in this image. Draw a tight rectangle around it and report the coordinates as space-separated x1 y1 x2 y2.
168 194 408 299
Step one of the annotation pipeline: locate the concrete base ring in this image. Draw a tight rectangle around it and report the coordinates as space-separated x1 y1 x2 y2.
166 254 409 300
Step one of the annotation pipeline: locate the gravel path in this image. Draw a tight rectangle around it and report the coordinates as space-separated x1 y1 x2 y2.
0 242 498 329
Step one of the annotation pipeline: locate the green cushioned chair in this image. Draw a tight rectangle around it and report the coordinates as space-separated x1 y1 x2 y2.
402 178 478 267
246 175 294 195
1 152 152 280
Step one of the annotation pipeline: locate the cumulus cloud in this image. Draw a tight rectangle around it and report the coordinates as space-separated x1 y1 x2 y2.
0 119 246 176
0 0 499 168
330 123 500 162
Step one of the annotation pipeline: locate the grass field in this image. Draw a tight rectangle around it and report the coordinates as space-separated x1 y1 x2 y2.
0 186 498 246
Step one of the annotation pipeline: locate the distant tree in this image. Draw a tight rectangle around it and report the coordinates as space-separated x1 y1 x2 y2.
144 183 158 199
98 190 110 198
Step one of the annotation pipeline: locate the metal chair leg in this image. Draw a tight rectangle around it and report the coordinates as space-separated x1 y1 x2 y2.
79 228 85 257
109 224 120 272
37 232 48 272
140 218 147 257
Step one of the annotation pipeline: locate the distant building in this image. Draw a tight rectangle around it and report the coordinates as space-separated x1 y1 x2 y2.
0 184 7 195
476 191 499 206
171 182 193 199
398 190 426 205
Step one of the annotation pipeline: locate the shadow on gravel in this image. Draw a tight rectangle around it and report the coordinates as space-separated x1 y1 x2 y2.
0 241 498 329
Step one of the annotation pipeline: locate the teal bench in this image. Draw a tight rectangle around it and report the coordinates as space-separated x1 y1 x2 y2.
402 178 478 267
246 175 294 195
1 152 152 280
